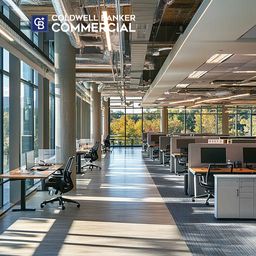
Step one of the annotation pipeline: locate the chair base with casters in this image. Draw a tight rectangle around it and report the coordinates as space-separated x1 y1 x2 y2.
192 193 212 204
82 163 102 171
40 194 80 210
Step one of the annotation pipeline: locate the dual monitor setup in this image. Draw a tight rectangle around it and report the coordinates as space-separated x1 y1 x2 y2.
200 147 256 167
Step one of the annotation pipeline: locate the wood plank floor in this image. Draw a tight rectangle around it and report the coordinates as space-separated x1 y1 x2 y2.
0 148 191 256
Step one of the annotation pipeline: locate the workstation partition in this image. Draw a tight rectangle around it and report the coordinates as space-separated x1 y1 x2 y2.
147 132 166 159
187 143 256 197
159 136 171 164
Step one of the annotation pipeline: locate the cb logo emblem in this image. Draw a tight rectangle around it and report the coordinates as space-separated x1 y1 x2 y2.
31 15 48 32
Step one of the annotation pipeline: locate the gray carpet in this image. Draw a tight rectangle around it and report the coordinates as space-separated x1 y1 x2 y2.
143 156 256 256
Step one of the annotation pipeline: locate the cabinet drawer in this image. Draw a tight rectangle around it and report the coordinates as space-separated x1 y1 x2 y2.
240 180 254 187
239 186 254 193
239 192 253 199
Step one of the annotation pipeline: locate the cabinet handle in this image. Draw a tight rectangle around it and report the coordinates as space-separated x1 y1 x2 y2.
236 189 239 197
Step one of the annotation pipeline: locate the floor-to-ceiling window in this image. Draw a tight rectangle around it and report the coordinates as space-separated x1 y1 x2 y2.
0 48 10 207
143 108 160 132
49 82 55 149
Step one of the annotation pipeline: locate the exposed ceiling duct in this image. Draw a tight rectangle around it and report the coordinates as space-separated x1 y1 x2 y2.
51 0 83 48
130 0 159 88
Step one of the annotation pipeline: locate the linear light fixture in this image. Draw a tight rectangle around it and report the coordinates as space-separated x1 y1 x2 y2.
102 10 112 52
188 71 207 79
3 0 29 22
0 28 14 41
206 53 232 64
169 97 201 105
196 93 250 104
176 83 189 88
157 97 165 101
233 70 256 74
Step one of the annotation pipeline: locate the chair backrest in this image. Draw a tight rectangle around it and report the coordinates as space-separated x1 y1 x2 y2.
63 156 75 189
92 141 100 151
205 163 233 186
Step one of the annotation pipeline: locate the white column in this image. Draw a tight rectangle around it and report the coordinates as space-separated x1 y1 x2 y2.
103 98 110 139
90 83 102 158
55 31 76 185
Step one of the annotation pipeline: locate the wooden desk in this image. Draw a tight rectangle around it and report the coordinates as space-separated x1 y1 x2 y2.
0 164 62 211
188 167 256 198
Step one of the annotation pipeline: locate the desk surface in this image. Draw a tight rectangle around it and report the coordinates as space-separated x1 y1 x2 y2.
189 167 256 175
0 164 62 179
171 153 187 157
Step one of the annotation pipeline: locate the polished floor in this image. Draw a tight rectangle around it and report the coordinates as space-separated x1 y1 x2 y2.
0 148 190 256
144 156 256 256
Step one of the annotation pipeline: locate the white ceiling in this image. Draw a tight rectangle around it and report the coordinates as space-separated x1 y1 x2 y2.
142 0 256 107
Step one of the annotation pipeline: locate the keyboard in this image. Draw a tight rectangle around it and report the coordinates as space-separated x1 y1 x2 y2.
33 166 49 171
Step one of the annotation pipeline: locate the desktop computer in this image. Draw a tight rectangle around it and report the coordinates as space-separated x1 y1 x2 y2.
243 147 256 169
201 148 227 164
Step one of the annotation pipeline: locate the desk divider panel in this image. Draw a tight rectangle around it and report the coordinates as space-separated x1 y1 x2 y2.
188 143 256 167
147 132 166 146
159 136 171 150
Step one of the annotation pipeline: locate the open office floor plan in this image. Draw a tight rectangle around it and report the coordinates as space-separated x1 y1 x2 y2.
1 0 256 255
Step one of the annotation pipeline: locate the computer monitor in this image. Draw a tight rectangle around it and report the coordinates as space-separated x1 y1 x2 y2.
177 139 195 151
243 147 256 164
201 148 226 164
25 150 35 171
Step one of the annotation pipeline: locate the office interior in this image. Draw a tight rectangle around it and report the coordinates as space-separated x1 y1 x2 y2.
1 0 256 255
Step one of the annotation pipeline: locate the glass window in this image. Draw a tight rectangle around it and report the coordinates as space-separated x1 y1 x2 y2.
168 108 185 134
143 109 160 132
21 61 33 82
3 49 9 72
126 108 142 146
110 108 125 146
49 83 55 149
201 107 217 134
236 108 251 136
185 108 201 133
34 88 38 156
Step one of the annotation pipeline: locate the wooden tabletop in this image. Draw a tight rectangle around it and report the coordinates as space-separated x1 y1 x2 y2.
0 164 62 179
171 153 187 157
189 167 256 174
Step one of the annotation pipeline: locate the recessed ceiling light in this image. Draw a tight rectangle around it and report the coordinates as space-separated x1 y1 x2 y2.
206 53 232 64
188 71 207 79
176 83 189 88
233 71 256 74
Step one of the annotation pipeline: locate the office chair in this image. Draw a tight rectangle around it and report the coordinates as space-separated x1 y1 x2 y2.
103 135 112 153
82 141 102 170
40 156 80 210
195 163 233 205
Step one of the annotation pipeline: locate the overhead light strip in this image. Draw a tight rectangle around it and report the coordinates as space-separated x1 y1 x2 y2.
188 70 207 79
102 10 112 52
169 97 201 105
176 83 190 88
206 53 232 64
196 93 250 104
3 0 29 22
0 28 14 41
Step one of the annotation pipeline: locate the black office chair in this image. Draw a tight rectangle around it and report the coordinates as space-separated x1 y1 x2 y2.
40 156 80 210
103 135 112 153
196 163 233 205
82 141 102 170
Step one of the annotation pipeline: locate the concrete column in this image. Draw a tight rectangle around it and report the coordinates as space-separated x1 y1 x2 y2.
38 77 50 148
9 54 21 203
90 83 102 157
222 105 229 135
55 32 76 185
76 96 81 139
103 98 110 139
160 107 168 134
84 101 91 139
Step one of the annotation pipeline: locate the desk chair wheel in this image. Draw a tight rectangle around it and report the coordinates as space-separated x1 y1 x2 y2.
62 205 65 210
40 203 44 208
192 197 195 202
205 201 209 206
77 204 80 208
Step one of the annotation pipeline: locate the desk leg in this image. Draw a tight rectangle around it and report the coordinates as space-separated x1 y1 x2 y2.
77 154 81 174
174 158 177 175
12 180 36 212
194 174 197 198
